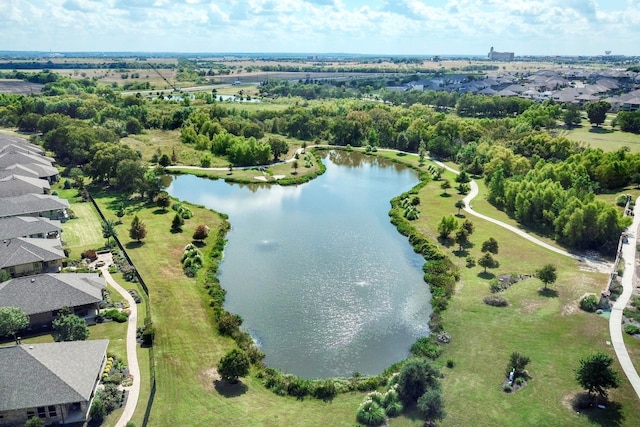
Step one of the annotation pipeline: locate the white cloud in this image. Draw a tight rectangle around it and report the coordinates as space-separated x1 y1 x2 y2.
0 0 636 54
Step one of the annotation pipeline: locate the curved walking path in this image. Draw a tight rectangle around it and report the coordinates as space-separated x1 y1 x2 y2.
433 160 611 271
609 198 640 399
100 264 141 427
435 160 640 398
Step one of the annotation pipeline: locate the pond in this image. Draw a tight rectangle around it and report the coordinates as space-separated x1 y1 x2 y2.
167 150 432 378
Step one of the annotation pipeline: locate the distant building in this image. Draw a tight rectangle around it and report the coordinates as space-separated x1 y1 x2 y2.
488 47 514 61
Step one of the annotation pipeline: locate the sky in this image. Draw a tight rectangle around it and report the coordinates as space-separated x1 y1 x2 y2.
1 0 639 56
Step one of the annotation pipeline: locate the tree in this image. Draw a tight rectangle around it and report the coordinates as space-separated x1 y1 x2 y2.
102 219 118 246
115 159 146 193
267 137 288 161
417 388 446 423
292 160 299 174
159 153 171 167
507 351 531 377
193 224 210 242
218 348 251 383
461 219 474 235
0 269 10 282
437 215 458 239
563 104 582 128
171 213 185 233
0 307 29 344
481 237 499 254
129 215 147 242
455 199 465 215
52 313 90 342
455 170 470 183
536 264 557 289
585 101 611 127
575 352 620 402
156 191 171 211
397 358 442 405
454 228 469 251
478 252 496 273
440 180 451 195
116 205 125 224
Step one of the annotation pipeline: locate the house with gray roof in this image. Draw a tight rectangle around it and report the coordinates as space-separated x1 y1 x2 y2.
0 273 105 329
0 339 109 426
0 134 44 155
0 237 65 278
0 216 62 241
0 194 69 222
0 143 48 158
0 174 50 198
0 164 41 181
0 151 59 183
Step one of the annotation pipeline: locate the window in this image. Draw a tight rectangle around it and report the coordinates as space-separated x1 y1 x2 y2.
48 405 57 417
26 409 35 418
37 406 46 419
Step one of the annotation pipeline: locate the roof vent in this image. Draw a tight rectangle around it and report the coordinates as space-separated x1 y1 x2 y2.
28 346 34 350
31 278 36 283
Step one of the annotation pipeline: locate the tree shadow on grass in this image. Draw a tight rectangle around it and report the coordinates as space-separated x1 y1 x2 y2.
477 271 496 280
437 237 455 248
440 193 452 198
214 379 248 398
571 393 624 427
125 241 144 250
152 209 168 215
453 249 469 257
588 127 613 134
192 240 206 248
538 288 559 298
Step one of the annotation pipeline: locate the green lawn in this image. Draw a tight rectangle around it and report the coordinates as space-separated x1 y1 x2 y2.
55 188 105 258
563 117 640 153
408 164 640 426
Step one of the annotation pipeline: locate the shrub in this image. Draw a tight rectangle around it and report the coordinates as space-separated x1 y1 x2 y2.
483 295 508 307
466 256 476 267
503 384 512 393
311 379 337 402
616 194 628 207
515 377 524 386
624 324 640 335
610 281 623 300
410 336 442 359
385 400 403 417
446 359 455 368
580 295 599 312
356 400 386 426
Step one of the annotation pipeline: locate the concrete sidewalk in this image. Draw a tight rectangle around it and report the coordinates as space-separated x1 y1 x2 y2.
609 197 640 399
100 265 142 426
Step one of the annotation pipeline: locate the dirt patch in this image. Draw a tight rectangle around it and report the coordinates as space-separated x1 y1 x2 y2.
520 299 544 314
562 302 578 316
200 367 221 391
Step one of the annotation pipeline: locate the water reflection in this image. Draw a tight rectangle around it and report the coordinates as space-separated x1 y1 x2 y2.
167 151 431 378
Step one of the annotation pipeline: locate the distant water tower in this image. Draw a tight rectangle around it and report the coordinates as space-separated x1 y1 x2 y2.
605 50 612 55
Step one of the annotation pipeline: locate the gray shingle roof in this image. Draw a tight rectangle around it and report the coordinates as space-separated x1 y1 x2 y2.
0 174 50 198
0 340 109 411
0 151 53 169
0 194 69 219
0 143 47 157
0 237 65 269
0 164 41 180
0 134 44 155
0 216 62 241
0 273 104 315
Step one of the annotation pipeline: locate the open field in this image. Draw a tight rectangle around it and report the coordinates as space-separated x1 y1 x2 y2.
563 117 640 153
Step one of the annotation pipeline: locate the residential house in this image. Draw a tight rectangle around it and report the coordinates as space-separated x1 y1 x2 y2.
0 194 69 222
0 175 50 198
0 273 105 329
0 135 44 156
0 164 41 181
0 216 62 241
0 237 65 278
0 151 58 183
0 339 109 426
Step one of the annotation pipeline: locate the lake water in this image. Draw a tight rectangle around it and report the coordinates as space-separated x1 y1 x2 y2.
167 150 431 378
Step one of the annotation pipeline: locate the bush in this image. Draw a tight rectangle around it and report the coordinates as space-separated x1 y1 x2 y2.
356 400 387 426
616 194 628 207
483 295 508 307
410 336 442 359
466 256 476 267
624 324 640 335
446 359 455 368
503 384 512 393
580 295 599 312
311 379 337 402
